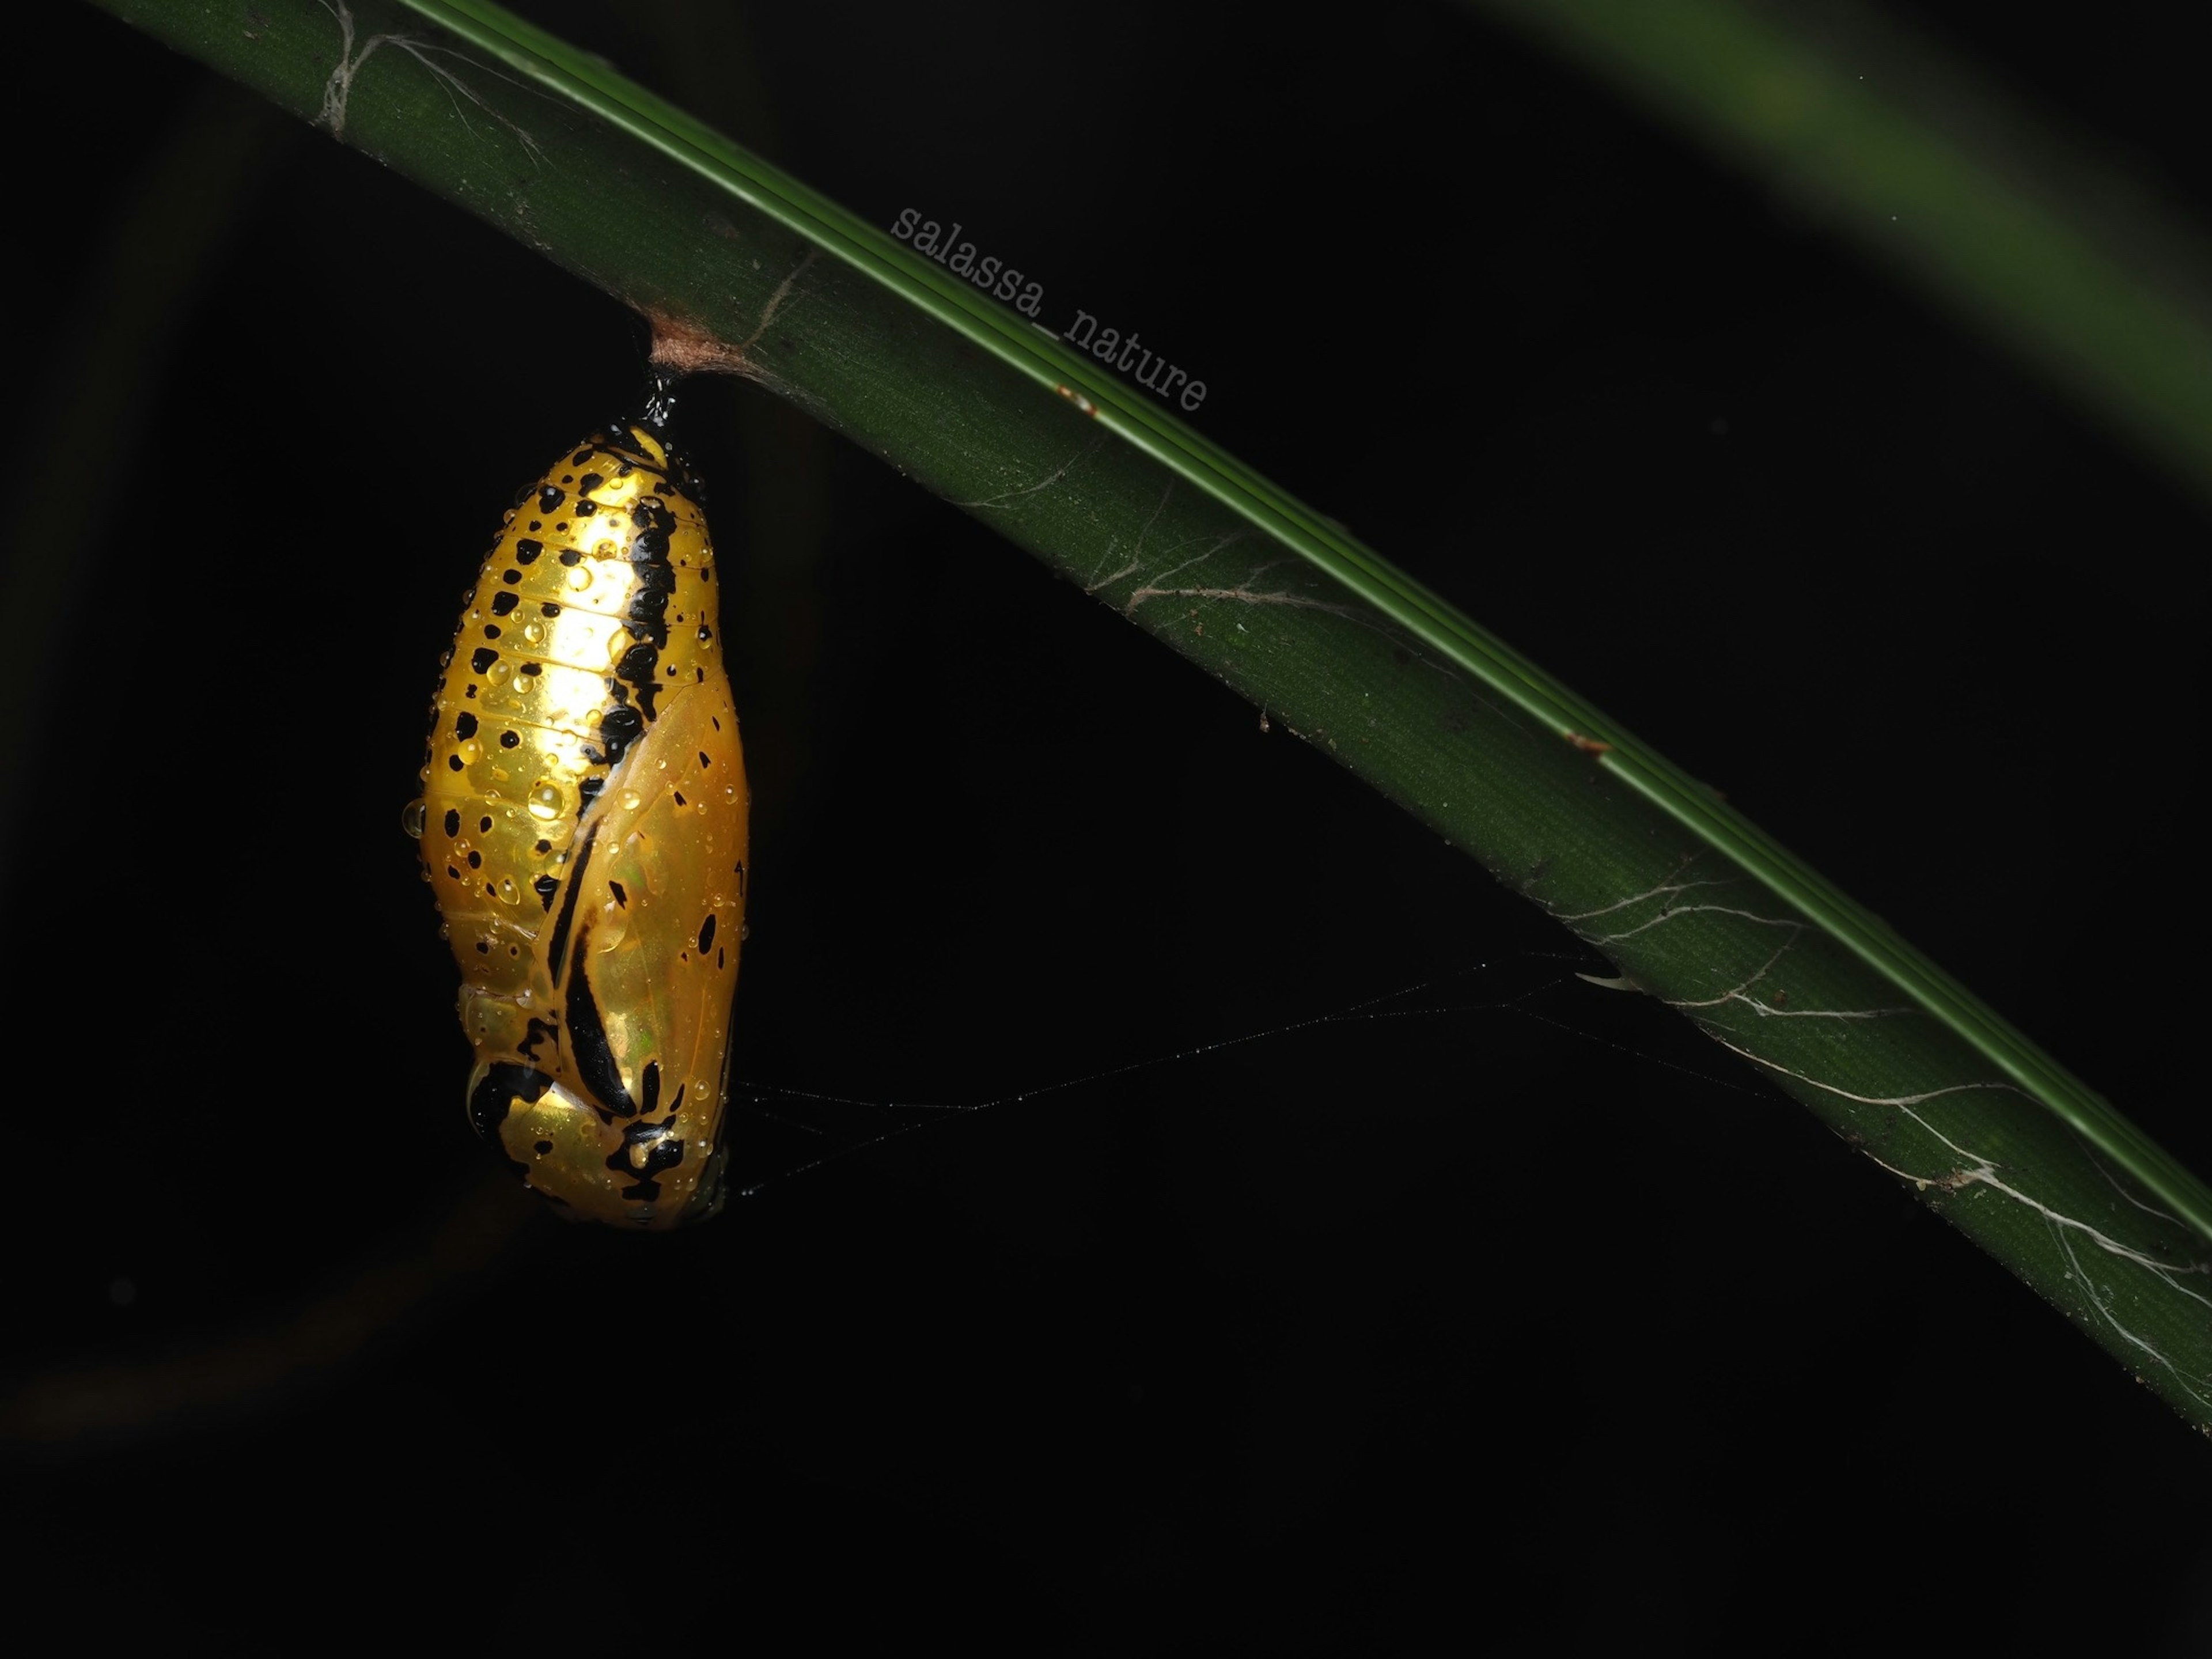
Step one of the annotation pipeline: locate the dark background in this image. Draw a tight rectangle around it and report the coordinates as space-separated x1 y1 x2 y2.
5 1 2205 1648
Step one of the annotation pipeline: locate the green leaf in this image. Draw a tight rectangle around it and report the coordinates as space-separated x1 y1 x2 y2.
96 0 2212 1427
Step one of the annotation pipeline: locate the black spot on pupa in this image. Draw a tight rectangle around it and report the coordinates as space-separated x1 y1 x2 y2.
534 839 551 854
482 624 502 640
579 472 605 495
479 816 492 832
442 809 460 838
627 573 675 647
698 752 711 769
577 777 604 810
608 881 628 908
573 449 593 466
490 590 520 616
606 1123 681 1203
698 915 715 954
606 1118 684 1202
672 792 685 807
615 640 659 684
467 851 482 870
538 484 565 513
535 1140 553 1156
558 548 584 566
520 662 541 677
501 568 522 586
454 712 478 740
565 930 635 1118
533 874 559 911
698 624 712 642
499 730 520 749
471 647 499 673
469 1062 552 1139
514 538 544 563
546 823 599 983
641 1060 660 1116
541 602 562 618
448 753 464 772
597 703 643 766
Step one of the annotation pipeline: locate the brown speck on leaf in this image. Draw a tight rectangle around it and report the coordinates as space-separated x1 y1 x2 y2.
1054 384 1100 417
645 309 754 377
1563 732 1612 755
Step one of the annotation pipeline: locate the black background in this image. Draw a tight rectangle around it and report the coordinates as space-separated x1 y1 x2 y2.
6 1 2206 1649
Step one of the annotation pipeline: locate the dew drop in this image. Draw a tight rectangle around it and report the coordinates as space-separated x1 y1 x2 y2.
619 789 642 811
495 877 522 906
595 902 630 950
400 799 426 838
527 782 565 822
486 660 514 686
522 621 546 645
566 565 593 591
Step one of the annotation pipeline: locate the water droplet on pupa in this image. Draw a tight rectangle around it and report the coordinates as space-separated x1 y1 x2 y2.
528 783 565 821
619 789 642 811
486 660 514 685
522 621 546 644
495 877 522 906
400 799 426 838
566 565 592 591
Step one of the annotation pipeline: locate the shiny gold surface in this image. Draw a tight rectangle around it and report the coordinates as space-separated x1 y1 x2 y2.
415 424 748 1228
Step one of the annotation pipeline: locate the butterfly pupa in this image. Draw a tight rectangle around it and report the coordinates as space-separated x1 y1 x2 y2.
408 380 748 1228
